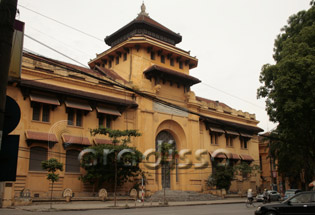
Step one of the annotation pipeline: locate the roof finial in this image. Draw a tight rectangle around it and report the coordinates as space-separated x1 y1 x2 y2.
139 2 149 16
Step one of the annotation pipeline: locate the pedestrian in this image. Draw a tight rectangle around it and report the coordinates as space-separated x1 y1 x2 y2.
247 189 253 204
263 189 268 203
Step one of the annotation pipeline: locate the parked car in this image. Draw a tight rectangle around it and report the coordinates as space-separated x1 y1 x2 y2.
283 189 302 200
255 191 315 215
256 193 264 202
267 190 281 201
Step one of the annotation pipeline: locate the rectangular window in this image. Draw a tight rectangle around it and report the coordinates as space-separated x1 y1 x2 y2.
76 111 82 127
42 105 50 122
116 56 119 65
98 115 105 128
32 103 51 122
244 140 248 149
68 109 83 127
123 53 127 61
170 58 174 66
161 55 165 63
29 147 47 171
240 137 248 149
179 61 183 69
66 150 80 173
67 109 74 125
32 103 41 121
226 136 234 147
211 133 219 145
106 115 111 128
109 60 112 68
151 52 155 60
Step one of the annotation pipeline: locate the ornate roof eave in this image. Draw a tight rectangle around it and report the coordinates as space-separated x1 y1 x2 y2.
143 65 201 87
89 36 198 69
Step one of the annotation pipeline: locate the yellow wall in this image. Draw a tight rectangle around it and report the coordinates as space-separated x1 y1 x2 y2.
6 34 262 202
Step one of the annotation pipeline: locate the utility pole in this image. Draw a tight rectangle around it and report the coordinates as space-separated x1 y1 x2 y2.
0 0 18 208
0 0 18 149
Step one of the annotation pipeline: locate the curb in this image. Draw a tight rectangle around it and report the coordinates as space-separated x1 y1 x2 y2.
18 200 245 212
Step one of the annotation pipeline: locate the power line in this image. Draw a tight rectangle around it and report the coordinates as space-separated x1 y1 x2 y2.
26 24 92 57
18 3 265 115
18 4 103 42
19 4 264 113
24 34 89 68
200 82 265 110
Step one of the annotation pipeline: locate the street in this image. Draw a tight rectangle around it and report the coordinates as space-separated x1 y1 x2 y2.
0 203 256 215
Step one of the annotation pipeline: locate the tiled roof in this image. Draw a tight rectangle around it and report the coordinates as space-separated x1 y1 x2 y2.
95 65 127 83
24 51 128 87
105 14 182 46
20 79 138 108
25 131 58 143
240 154 254 161
209 151 240 160
62 134 90 146
94 138 112 145
29 93 60 106
23 51 101 77
135 14 178 36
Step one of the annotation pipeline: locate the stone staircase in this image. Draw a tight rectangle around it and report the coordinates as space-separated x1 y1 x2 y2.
147 189 221 202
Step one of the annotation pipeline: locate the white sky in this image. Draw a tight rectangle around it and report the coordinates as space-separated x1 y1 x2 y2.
17 0 312 132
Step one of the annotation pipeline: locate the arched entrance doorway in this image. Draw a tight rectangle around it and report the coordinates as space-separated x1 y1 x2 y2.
155 130 176 189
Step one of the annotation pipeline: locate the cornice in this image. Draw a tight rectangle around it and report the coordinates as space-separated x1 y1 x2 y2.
21 66 134 98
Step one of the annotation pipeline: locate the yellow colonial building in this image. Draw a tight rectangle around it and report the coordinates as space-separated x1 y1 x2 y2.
5 4 262 203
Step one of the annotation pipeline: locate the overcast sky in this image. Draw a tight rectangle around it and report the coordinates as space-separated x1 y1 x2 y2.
17 0 312 132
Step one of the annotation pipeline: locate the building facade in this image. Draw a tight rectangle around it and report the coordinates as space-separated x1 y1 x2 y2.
6 4 263 203
259 134 292 194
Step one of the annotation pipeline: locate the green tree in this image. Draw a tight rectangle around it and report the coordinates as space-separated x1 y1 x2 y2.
207 165 234 191
41 158 63 208
82 128 142 206
257 1 315 189
79 143 143 188
207 161 259 191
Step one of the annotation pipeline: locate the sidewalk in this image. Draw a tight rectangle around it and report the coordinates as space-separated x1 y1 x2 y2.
12 198 246 212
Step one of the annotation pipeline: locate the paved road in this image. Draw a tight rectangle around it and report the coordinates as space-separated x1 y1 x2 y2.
0 203 257 215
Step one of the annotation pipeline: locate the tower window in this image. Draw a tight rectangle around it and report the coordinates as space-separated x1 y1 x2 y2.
151 52 155 60
116 56 119 65
161 55 165 63
179 61 183 69
170 58 174 66
123 53 127 61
